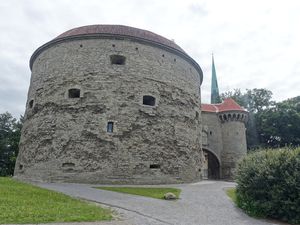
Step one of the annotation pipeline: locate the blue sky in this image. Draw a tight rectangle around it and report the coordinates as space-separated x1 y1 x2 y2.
0 0 299 117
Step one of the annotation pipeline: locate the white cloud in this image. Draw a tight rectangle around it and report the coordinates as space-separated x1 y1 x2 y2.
0 0 299 117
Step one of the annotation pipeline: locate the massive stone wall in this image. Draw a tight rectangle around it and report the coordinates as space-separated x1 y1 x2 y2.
14 38 203 184
201 112 223 161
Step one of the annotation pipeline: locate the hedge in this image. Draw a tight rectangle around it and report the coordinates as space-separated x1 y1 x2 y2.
235 147 300 224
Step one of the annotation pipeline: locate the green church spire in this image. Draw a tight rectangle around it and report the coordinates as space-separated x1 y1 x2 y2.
211 54 221 104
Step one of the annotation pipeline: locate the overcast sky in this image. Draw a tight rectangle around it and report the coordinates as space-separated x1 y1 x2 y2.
1 0 299 118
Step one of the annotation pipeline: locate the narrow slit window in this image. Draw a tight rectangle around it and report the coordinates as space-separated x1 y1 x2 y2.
107 122 114 133
68 88 80 98
143 95 156 106
62 162 75 167
150 164 160 169
29 100 34 108
110 55 126 65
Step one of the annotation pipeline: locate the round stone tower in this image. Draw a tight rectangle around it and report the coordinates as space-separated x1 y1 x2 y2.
14 25 203 184
218 99 248 179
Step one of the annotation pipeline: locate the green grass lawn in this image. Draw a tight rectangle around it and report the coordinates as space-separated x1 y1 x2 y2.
95 186 181 200
0 177 112 224
226 187 237 203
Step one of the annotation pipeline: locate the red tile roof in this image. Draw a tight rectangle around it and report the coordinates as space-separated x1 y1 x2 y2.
201 98 246 113
55 24 185 53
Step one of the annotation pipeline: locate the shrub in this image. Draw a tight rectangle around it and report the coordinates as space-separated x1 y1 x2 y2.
235 147 300 224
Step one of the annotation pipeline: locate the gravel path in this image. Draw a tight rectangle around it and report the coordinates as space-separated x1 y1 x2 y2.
36 181 281 225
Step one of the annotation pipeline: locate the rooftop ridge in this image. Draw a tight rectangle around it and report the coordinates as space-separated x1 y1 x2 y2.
54 24 185 53
201 98 246 113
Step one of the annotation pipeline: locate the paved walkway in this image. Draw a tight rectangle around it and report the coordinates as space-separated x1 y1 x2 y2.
36 181 282 225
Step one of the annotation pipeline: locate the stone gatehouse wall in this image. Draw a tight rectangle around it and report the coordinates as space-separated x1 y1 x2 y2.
221 117 247 179
201 112 223 160
202 110 247 179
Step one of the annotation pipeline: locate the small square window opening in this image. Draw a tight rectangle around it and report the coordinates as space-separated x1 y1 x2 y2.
143 95 156 106
68 89 80 98
110 55 126 65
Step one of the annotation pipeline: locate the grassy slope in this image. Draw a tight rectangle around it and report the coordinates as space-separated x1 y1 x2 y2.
226 188 237 203
96 186 181 199
0 177 112 224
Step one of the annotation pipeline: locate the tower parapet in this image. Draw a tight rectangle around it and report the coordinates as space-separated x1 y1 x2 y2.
218 98 248 179
218 111 248 123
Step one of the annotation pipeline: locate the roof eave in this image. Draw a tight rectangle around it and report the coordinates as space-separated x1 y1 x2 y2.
29 33 203 85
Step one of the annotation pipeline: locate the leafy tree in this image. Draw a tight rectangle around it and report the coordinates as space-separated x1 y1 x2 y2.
257 96 300 147
0 112 23 176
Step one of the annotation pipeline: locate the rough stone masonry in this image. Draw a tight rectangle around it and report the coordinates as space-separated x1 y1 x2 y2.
14 25 204 184
15 25 248 183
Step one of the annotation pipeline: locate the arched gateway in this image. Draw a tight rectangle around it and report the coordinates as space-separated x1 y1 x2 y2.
202 149 220 179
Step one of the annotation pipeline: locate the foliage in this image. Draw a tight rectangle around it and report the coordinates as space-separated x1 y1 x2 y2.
0 177 112 224
256 96 300 147
226 188 237 203
95 186 181 200
0 112 23 176
235 147 300 224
